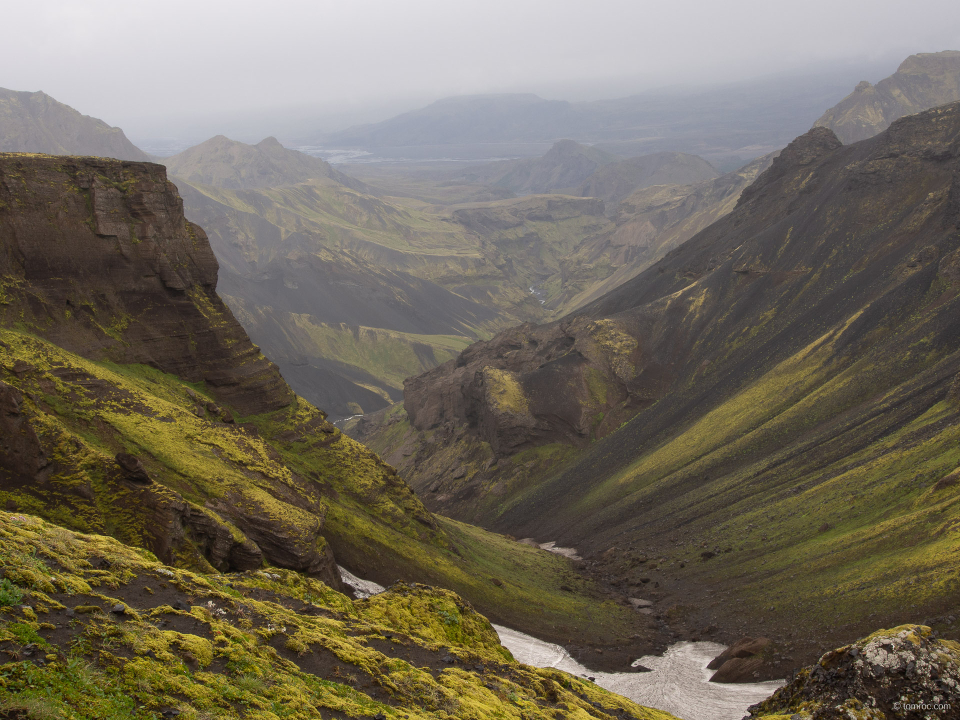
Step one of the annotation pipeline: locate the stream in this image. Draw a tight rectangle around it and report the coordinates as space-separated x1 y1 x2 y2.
338 567 783 720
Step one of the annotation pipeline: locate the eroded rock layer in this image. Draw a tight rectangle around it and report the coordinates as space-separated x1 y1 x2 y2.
0 154 293 416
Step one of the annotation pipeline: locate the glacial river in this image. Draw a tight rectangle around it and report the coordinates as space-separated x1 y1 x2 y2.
338 567 783 720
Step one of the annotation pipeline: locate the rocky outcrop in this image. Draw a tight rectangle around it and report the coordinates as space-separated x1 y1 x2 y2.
707 637 772 683
814 50 960 143
0 153 293 416
746 626 960 719
0 87 149 160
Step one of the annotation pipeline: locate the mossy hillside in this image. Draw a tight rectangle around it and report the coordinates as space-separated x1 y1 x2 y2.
181 178 497 280
483 367 530 416
538 303 960 653
256 316 472 405
1 325 649 653
0 512 676 720
0 328 330 570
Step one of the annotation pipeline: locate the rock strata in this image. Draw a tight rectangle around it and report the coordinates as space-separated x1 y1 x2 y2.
0 153 293 416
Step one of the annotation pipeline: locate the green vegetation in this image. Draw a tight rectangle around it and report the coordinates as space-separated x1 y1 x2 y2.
0 326 647 650
483 367 530 415
0 511 675 720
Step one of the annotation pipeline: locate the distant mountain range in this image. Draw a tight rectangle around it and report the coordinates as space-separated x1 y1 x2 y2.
319 63 898 163
0 87 148 160
815 50 960 143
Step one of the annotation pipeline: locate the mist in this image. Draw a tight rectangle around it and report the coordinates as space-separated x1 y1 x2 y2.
4 0 959 144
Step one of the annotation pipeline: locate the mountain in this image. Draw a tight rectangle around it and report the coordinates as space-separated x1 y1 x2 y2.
354 103 960 668
814 50 960 143
0 152 665 665
457 139 618 194
320 63 896 162
0 87 149 160
163 134 366 191
552 153 774 312
576 151 719 208
161 137 759 419
327 93 572 147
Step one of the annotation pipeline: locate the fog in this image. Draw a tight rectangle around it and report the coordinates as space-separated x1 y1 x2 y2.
4 0 959 144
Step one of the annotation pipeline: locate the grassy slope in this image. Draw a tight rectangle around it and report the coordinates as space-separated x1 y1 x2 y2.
502 302 960 647
0 328 650 651
0 511 675 720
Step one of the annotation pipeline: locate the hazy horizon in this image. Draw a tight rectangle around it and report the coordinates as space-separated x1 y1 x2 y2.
4 0 959 146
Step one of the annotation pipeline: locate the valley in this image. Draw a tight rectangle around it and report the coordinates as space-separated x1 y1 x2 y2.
3 41 960 720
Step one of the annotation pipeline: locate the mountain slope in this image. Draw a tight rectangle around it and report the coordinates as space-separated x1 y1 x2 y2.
0 153 656 659
814 50 960 143
168 156 538 417
0 87 149 160
356 103 960 664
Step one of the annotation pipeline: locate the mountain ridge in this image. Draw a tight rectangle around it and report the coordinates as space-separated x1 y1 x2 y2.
0 87 149 161
814 50 960 143
163 134 367 191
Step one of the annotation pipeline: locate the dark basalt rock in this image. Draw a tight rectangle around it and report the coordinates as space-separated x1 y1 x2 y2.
115 453 152 484
0 381 45 485
0 154 293 416
707 636 771 670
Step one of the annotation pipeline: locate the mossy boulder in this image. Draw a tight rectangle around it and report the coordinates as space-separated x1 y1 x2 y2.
746 625 960 719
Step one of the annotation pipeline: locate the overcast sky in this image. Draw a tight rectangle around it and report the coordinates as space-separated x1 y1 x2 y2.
4 0 959 142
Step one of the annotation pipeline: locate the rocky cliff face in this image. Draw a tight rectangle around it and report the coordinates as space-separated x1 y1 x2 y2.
747 625 959 719
0 88 149 160
814 50 960 143
0 154 293 416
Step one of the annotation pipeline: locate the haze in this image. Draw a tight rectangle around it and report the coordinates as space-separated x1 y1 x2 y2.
4 0 960 144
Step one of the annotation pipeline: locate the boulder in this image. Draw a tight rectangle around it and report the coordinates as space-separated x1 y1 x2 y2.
708 636 772 670
115 453 152 484
746 625 960 718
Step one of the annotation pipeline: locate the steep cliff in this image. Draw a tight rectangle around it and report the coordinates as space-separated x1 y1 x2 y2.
0 154 293 416
0 88 149 161
814 50 960 143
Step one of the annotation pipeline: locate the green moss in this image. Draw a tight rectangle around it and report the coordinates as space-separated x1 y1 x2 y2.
0 511 675 720
483 367 529 415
